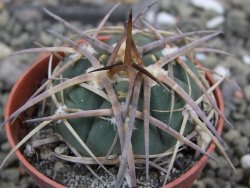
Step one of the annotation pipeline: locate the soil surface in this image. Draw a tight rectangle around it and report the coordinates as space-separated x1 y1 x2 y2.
0 0 250 187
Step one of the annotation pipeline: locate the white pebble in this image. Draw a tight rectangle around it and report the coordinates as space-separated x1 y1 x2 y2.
161 47 178 56
206 16 225 29
0 42 12 59
190 0 224 14
156 12 177 26
242 54 250 65
195 53 207 61
145 9 156 23
213 65 230 81
241 154 250 169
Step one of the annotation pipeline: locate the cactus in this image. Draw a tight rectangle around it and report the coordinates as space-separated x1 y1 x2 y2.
53 32 202 157
1 2 234 187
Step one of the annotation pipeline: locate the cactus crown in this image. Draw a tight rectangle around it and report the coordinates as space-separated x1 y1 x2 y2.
1 2 234 187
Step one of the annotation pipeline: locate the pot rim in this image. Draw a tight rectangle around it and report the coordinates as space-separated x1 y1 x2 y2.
4 48 224 188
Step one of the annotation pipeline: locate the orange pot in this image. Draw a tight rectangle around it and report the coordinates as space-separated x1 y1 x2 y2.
5 44 224 188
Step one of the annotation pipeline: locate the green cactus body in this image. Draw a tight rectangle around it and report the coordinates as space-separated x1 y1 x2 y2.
53 33 202 157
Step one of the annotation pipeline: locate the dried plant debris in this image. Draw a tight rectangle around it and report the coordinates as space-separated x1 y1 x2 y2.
1 1 234 187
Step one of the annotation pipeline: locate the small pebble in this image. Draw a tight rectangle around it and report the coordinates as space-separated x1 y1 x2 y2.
191 180 205 188
242 55 250 65
213 65 230 81
33 0 59 6
156 12 177 25
216 179 232 188
207 159 218 169
0 142 10 152
222 82 236 102
232 168 243 183
39 31 54 46
12 22 22 36
240 154 250 170
190 0 224 14
0 182 16 188
228 10 248 38
0 168 20 182
0 58 27 88
49 23 65 33
217 156 229 168
202 177 217 188
0 42 12 59
232 112 245 120
11 33 30 47
25 22 35 32
205 169 215 178
234 136 250 156
206 15 224 29
217 167 232 179
223 129 241 144
195 53 207 61
238 120 250 137
14 8 42 23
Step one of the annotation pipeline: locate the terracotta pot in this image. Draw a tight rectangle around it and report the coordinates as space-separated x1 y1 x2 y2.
5 45 224 188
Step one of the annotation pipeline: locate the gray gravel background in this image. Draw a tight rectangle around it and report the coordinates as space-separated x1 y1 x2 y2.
0 0 250 187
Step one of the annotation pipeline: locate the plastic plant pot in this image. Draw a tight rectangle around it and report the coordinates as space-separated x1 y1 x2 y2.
4 40 224 188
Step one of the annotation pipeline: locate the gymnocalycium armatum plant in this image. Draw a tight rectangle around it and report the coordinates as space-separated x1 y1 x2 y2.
1 1 235 187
